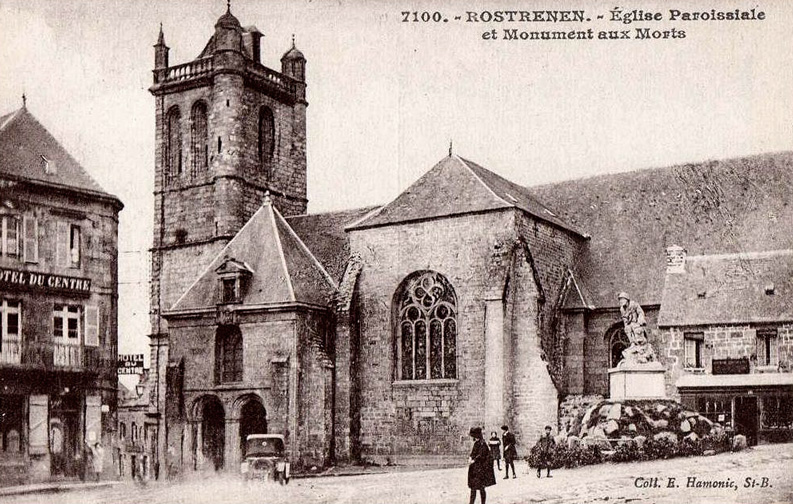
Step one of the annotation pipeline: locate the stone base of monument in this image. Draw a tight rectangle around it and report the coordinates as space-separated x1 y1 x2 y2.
608 362 666 400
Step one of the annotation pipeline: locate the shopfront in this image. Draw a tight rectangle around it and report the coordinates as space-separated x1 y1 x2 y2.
678 374 793 445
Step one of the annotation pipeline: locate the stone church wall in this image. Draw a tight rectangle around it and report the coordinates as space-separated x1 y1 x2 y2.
349 211 518 460
512 214 583 443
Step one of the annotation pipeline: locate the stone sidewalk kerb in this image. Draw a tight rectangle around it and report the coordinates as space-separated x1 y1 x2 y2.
0 463 462 497
0 481 119 497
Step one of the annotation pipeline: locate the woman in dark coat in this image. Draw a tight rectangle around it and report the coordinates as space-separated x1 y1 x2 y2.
468 427 496 504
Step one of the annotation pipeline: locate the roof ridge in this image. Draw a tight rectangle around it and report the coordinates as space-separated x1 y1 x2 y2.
286 204 381 220
170 203 270 309
454 154 513 207
686 248 793 262
0 108 22 131
273 205 339 290
459 155 586 237
269 203 296 302
344 204 388 231
529 150 793 191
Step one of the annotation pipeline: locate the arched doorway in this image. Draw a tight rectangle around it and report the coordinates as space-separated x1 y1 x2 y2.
606 324 631 368
239 400 267 457
201 397 225 470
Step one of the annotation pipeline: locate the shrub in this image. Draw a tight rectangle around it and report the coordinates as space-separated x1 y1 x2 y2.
526 443 602 469
703 430 731 454
641 437 677 460
610 440 642 463
677 436 703 457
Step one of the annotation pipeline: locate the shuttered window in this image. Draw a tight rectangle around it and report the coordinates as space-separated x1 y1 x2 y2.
28 395 49 455
22 216 38 263
84 305 99 347
56 221 68 267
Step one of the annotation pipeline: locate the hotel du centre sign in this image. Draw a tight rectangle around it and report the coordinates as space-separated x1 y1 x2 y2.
0 267 91 295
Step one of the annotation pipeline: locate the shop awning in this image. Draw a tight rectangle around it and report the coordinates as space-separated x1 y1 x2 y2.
677 373 793 389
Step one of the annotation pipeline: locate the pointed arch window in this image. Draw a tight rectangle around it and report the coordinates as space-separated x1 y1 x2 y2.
395 271 457 380
166 106 182 181
258 106 275 178
216 325 243 383
190 101 208 175
607 325 631 368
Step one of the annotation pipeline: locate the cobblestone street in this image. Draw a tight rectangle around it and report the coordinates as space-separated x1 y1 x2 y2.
4 443 791 504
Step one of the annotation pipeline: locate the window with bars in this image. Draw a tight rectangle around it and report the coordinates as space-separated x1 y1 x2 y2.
395 271 457 381
684 332 704 368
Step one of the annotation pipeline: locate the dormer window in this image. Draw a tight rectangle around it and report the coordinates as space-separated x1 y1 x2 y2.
215 256 253 305
222 278 238 304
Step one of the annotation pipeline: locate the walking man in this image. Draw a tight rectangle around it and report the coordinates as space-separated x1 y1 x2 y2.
501 425 517 479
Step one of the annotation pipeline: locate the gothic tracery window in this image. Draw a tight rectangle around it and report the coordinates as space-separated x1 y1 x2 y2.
191 101 208 175
166 106 182 180
396 271 457 380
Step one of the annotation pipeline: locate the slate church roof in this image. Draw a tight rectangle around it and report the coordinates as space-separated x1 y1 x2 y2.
657 249 793 327
286 152 793 315
530 152 793 310
286 206 379 282
346 154 585 236
0 107 120 205
169 196 337 312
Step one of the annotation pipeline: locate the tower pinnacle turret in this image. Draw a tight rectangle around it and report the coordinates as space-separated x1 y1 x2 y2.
154 23 169 69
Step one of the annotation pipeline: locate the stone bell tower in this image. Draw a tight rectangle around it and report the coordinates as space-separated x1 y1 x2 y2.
148 6 308 334
147 7 308 475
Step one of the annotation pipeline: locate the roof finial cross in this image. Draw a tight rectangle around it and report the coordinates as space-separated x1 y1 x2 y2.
227 0 231 13
22 92 26 109
449 139 453 156
292 33 296 47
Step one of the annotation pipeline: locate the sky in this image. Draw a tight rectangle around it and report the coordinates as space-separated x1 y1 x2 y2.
2 0 792 380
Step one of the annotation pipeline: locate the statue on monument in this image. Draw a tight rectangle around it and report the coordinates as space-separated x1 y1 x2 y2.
617 292 656 366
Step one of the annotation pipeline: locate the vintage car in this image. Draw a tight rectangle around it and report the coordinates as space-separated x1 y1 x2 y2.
240 434 291 484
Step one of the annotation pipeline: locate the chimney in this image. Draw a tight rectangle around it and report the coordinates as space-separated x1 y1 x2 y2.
666 245 686 273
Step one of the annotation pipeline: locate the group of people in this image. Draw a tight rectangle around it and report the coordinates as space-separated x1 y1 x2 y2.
467 425 557 504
